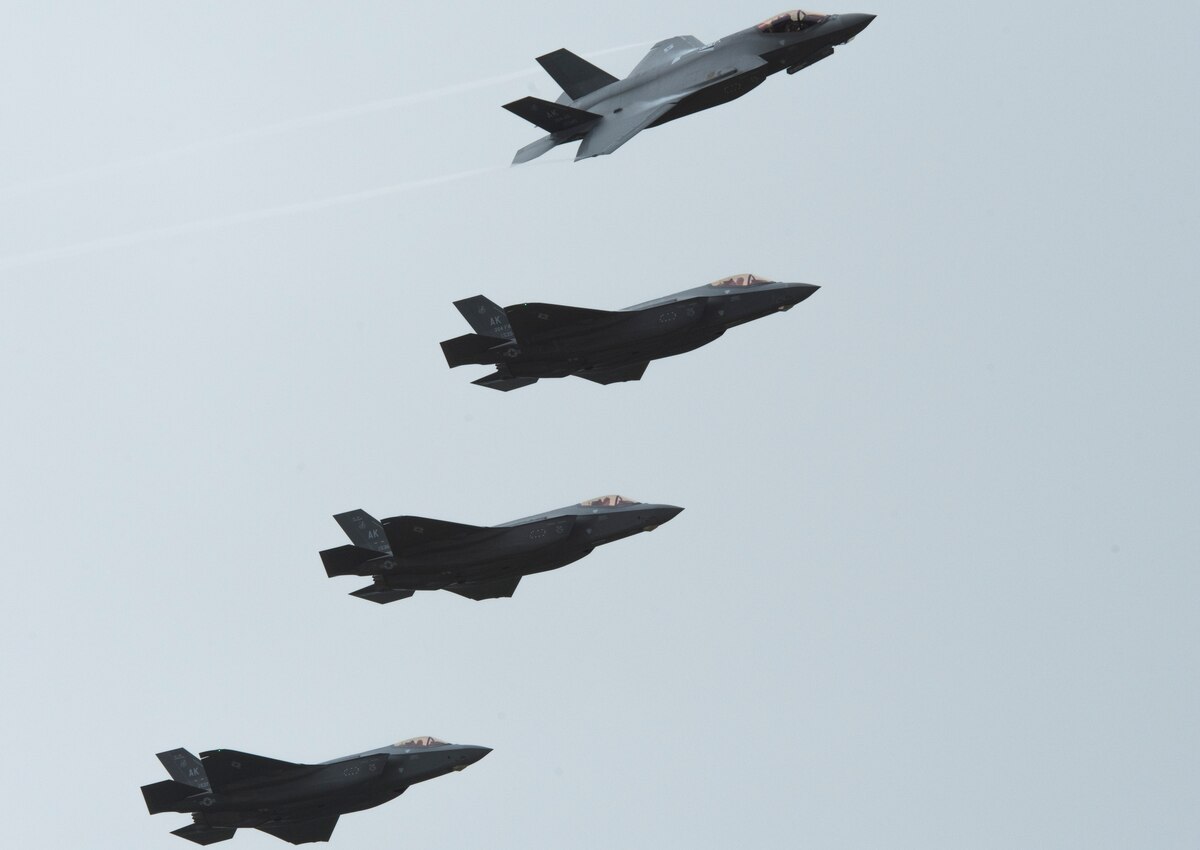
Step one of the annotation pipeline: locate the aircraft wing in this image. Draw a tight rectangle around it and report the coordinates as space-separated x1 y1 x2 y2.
629 36 705 77
170 824 237 845
446 575 523 601
198 750 311 790
349 582 417 604
257 816 339 845
576 361 650 385
575 98 681 160
471 372 539 392
382 516 503 550
504 302 627 344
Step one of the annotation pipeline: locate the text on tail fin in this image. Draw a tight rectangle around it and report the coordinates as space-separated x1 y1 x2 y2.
333 510 391 554
453 295 514 339
157 749 210 791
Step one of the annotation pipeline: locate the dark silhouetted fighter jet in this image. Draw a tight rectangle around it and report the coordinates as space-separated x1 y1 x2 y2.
440 273 818 391
504 9 875 162
141 737 490 845
321 496 683 603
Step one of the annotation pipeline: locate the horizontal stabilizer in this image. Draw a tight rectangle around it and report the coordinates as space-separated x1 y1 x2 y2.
440 333 511 368
576 361 650 385
382 515 497 549
512 135 561 165
199 750 309 791
471 372 539 392
453 295 513 338
171 824 237 845
447 574 522 601
142 780 205 815
257 815 340 845
350 583 416 604
333 510 391 554
503 96 601 134
157 748 210 791
320 544 391 578
536 49 619 99
504 302 625 344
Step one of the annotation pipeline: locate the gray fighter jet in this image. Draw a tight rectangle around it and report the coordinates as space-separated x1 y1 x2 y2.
141 737 490 845
504 9 875 162
321 496 683 603
441 273 817 391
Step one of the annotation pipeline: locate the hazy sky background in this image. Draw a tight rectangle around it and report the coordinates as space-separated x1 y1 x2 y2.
2 2 1198 848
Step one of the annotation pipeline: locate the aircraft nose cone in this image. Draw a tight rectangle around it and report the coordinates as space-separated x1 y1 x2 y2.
839 13 876 39
789 284 820 303
456 746 492 769
643 505 684 531
466 746 492 763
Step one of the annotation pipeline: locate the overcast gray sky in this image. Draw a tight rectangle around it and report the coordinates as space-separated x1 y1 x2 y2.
1 2 1198 848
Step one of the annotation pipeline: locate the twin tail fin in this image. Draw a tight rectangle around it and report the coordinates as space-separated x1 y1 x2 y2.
535 49 618 99
142 748 211 816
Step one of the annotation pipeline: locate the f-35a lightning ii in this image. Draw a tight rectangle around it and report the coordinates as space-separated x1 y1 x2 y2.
504 9 875 162
321 496 683 603
142 737 490 845
441 273 818 391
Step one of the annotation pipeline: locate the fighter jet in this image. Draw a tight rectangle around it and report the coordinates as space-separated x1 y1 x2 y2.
440 273 818 391
141 737 490 845
321 496 683 603
504 9 875 162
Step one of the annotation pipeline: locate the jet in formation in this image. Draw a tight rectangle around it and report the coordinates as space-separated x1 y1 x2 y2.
321 496 683 603
142 737 490 845
504 9 875 162
441 273 818 391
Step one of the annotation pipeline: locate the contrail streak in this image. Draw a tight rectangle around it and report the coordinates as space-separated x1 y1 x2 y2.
0 165 510 272
0 42 649 199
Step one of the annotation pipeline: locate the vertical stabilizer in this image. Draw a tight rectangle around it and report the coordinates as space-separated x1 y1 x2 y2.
453 296 514 339
157 749 210 791
536 49 619 99
333 510 392 554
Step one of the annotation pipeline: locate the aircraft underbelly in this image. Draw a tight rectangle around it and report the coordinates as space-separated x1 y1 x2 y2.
218 764 384 811
505 323 724 377
435 544 588 584
514 306 713 368
650 70 769 126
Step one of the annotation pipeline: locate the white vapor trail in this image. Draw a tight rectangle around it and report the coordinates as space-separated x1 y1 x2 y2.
0 165 510 272
0 42 650 199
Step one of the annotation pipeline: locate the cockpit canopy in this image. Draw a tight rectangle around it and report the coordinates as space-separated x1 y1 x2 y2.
395 736 447 748
579 495 641 508
756 10 829 33
709 273 771 288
